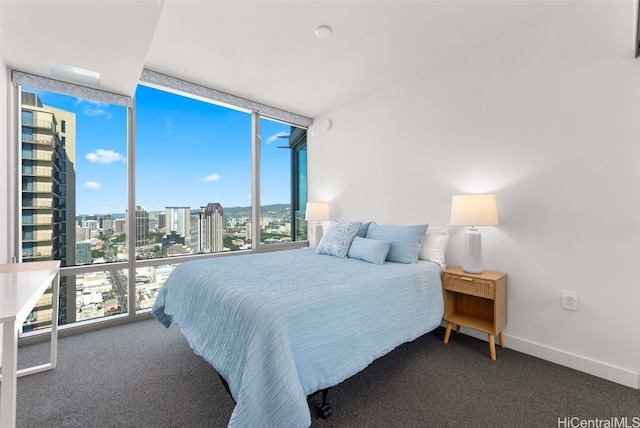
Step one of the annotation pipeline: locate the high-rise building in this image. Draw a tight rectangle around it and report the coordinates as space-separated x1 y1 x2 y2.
115 218 126 234
189 211 202 253
245 221 252 242
165 206 190 240
76 226 91 241
135 206 149 247
84 220 99 234
21 90 77 327
76 241 92 265
203 202 224 253
157 212 166 231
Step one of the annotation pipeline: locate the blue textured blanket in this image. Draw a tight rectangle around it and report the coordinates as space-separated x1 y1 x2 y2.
152 248 443 427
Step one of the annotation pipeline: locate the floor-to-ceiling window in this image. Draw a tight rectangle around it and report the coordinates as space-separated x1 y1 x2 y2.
259 117 308 247
19 86 128 328
13 71 310 334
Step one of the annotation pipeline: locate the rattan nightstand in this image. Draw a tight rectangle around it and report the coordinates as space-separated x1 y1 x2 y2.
442 266 507 360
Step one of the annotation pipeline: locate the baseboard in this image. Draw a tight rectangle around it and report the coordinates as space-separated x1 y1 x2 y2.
506 334 638 389
444 324 639 389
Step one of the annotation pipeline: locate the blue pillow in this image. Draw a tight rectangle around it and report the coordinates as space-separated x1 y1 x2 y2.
365 223 429 264
348 236 391 265
316 220 361 258
356 221 372 238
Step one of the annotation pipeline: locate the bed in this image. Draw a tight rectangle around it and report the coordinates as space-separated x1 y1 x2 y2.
152 221 446 428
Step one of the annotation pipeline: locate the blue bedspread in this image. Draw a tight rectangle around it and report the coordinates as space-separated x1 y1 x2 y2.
152 248 443 428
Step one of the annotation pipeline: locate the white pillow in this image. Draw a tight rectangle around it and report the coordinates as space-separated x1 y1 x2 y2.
418 226 450 269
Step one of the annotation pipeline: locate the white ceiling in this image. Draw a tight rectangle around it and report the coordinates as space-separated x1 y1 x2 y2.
1 1 582 118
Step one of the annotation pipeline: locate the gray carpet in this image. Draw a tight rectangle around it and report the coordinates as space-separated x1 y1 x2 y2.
8 318 640 427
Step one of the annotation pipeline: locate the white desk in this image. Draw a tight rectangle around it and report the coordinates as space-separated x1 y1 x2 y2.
0 261 60 428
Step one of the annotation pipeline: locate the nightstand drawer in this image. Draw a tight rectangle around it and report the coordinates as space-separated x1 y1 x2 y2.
443 273 495 299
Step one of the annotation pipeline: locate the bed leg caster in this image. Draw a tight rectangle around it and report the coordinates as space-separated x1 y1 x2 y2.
316 388 332 419
317 402 333 419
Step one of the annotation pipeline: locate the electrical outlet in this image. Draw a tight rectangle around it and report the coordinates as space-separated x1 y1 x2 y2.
561 290 579 311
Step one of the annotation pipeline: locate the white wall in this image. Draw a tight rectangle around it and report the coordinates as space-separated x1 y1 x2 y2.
309 1 640 388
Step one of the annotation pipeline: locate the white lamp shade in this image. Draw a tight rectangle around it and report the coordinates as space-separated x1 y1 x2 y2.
450 194 499 227
305 202 330 221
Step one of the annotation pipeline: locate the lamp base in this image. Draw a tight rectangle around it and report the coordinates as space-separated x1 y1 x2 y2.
314 222 324 247
463 227 483 274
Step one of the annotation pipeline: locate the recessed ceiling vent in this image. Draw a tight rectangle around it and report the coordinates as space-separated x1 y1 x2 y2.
50 61 101 87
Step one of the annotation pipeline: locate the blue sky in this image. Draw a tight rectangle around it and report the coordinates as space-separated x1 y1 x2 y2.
27 85 293 215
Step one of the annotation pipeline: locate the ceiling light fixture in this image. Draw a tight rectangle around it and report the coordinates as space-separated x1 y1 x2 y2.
315 25 333 39
50 61 101 87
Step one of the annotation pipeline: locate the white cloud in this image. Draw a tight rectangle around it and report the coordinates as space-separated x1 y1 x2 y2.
75 99 112 119
83 181 102 189
265 131 288 145
85 149 126 164
201 173 221 183
83 105 112 119
75 98 105 107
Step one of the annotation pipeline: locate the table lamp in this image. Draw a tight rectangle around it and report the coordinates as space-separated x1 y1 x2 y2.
305 202 330 245
450 194 499 274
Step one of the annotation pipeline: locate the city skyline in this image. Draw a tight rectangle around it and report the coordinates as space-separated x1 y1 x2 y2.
75 202 292 218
